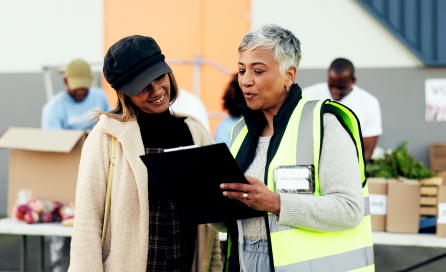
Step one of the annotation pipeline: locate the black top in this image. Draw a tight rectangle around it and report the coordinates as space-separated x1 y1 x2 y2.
135 107 196 272
136 107 194 200
135 107 193 150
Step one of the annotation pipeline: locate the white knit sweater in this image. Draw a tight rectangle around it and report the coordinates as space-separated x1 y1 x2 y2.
70 112 222 272
242 136 270 240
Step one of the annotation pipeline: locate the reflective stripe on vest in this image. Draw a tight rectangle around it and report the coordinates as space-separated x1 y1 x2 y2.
229 97 374 272
230 118 247 148
230 118 248 158
327 101 367 185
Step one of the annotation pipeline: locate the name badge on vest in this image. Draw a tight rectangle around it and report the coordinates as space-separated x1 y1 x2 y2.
273 165 315 194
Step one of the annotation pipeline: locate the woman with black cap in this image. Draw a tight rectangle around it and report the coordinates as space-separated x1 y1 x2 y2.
70 35 222 271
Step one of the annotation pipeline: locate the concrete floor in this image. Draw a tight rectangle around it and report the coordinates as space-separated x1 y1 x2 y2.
1 234 446 271
374 244 446 272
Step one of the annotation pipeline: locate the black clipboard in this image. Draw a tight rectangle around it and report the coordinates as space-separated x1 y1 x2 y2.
140 143 265 225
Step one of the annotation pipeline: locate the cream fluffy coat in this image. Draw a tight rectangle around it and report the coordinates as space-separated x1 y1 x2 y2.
70 112 222 271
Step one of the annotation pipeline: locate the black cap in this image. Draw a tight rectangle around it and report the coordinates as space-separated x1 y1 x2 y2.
103 35 172 96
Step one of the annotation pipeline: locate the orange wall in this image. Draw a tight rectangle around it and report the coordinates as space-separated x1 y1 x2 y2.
103 0 251 134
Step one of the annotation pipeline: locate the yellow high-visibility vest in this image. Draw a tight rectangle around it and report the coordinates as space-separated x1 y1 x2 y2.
227 97 374 272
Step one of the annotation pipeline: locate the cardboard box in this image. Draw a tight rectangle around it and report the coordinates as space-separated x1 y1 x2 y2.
0 127 86 216
420 186 438 195
421 174 445 187
430 143 446 173
436 175 446 237
386 179 420 234
420 197 437 205
420 175 444 216
419 206 437 215
368 178 387 231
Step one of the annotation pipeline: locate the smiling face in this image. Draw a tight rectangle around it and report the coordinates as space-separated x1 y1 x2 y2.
327 69 356 101
129 73 170 114
238 48 293 116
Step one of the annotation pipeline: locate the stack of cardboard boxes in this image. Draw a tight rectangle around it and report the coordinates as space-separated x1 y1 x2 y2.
430 144 446 173
429 143 446 237
369 178 420 234
437 183 446 237
369 173 446 237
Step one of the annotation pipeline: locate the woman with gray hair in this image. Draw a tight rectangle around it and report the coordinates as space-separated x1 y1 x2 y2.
219 24 374 272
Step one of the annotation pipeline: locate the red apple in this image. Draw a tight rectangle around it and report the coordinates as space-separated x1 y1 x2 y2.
24 210 39 224
13 205 29 220
17 205 29 214
53 202 63 217
12 206 24 220
53 201 63 210
41 212 53 223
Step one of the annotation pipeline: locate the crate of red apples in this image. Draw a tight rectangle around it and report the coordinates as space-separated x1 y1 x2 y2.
11 190 74 226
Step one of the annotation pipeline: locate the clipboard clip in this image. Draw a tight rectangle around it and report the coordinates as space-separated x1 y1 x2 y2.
164 145 199 153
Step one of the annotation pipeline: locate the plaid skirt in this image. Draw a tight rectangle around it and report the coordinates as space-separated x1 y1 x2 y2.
147 199 197 272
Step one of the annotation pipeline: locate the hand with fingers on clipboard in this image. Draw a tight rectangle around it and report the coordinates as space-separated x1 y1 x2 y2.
220 175 281 215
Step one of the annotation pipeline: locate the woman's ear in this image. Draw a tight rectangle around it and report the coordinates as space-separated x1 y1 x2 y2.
285 66 297 87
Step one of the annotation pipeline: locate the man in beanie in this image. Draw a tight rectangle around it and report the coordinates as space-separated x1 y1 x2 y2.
41 59 111 130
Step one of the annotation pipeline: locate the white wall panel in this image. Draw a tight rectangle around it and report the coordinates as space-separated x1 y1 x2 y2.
251 0 423 69
0 0 103 73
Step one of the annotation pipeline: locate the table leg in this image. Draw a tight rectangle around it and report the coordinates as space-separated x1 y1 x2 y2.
20 235 27 272
37 236 44 272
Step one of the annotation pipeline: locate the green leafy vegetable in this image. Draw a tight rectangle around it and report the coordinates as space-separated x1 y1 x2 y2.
366 141 436 180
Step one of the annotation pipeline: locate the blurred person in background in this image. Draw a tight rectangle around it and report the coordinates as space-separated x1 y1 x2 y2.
170 88 211 131
40 59 110 272
302 58 382 162
219 25 373 272
70 35 221 271
41 59 111 130
214 73 247 147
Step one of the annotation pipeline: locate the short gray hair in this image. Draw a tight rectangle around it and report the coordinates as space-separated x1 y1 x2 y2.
238 24 301 75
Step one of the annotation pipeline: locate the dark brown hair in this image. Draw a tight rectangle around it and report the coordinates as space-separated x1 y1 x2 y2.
223 73 246 117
